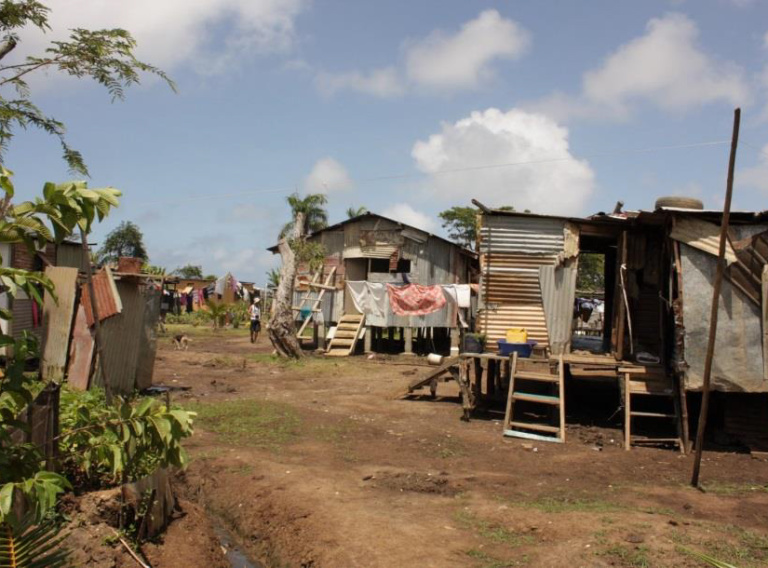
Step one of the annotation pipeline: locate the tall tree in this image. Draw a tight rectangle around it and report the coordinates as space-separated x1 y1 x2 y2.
173 264 204 279
0 1 175 175
97 220 148 263
280 192 328 238
438 206 479 250
269 193 328 358
346 205 367 218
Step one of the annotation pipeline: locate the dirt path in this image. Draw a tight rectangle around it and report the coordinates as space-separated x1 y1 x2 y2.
160 325 768 568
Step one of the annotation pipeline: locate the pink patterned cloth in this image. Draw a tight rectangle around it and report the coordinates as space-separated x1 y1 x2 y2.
387 284 446 316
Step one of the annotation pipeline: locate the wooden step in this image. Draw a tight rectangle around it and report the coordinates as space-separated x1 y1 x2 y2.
507 421 561 434
631 436 682 443
336 323 359 330
630 411 676 418
334 330 358 339
511 392 560 405
330 339 355 347
514 371 560 383
326 350 351 357
504 429 564 443
339 315 363 323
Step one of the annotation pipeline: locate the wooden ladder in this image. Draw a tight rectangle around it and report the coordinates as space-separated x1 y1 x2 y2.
503 354 566 443
295 267 337 339
326 313 365 357
622 366 684 452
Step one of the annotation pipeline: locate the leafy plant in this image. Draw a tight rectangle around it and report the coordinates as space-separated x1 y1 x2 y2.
96 220 147 264
204 300 228 329
0 514 69 568
58 387 195 485
230 301 249 329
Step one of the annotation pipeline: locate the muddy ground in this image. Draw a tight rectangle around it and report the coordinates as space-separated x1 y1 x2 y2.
155 324 767 568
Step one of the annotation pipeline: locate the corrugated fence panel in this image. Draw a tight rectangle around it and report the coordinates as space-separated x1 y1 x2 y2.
41 267 79 381
480 216 566 255
136 287 161 390
97 281 145 394
539 263 578 356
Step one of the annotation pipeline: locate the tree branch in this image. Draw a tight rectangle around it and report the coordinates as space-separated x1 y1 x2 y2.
0 37 17 61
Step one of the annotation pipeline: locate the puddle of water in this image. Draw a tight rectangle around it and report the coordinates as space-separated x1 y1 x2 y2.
213 520 263 568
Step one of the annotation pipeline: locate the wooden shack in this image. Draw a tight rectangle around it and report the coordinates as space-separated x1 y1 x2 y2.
270 212 476 355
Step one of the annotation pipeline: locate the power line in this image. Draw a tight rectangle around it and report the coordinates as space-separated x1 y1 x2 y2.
137 139 731 207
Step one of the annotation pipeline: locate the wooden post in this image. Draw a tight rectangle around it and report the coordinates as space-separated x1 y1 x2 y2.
691 107 740 488
80 228 111 403
403 327 414 355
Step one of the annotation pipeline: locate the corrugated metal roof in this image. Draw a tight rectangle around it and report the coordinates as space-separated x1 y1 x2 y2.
670 216 738 264
539 264 578 356
82 266 122 326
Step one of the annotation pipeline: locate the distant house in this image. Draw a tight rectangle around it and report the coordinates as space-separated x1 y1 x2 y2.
269 212 476 355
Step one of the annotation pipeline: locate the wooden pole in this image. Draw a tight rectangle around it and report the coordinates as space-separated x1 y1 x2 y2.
690 107 740 487
80 228 111 403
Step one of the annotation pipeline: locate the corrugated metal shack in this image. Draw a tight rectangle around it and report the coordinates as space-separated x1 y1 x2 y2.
270 212 476 354
476 206 768 450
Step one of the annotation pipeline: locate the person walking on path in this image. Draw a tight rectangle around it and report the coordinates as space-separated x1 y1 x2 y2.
249 298 261 343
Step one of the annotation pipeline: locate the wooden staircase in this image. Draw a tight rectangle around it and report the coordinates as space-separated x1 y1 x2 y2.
503 354 566 443
326 313 365 357
622 366 684 452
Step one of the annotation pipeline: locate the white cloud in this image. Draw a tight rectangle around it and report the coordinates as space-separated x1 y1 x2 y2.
315 67 405 98
411 108 595 215
381 203 439 233
405 10 530 90
527 13 749 122
16 0 307 75
302 158 354 194
739 144 768 193
316 10 530 97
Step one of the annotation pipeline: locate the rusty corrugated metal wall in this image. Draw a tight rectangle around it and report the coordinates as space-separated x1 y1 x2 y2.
478 215 571 348
136 287 161 390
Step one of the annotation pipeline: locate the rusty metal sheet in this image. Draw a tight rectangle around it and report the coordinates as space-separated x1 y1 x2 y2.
82 266 122 327
136 286 161 390
66 304 94 391
41 266 79 382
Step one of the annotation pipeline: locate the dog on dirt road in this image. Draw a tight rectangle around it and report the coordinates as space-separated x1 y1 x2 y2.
173 334 191 351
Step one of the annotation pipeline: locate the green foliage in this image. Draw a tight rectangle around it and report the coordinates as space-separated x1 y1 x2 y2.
173 264 204 279
0 169 119 525
96 220 147 264
280 192 328 238
0 0 175 175
204 300 228 329
229 301 249 329
0 513 70 567
680 549 740 568
577 253 605 293
141 263 165 276
266 267 280 289
59 387 195 485
346 205 367 218
438 206 478 250
164 310 208 327
289 239 326 272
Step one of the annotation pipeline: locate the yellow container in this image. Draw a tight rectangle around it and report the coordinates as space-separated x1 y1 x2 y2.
506 328 528 343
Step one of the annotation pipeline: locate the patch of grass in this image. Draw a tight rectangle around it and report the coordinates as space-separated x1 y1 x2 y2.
432 436 466 460
520 494 625 514
699 482 768 496
672 524 768 568
187 398 300 450
314 420 359 462
596 544 651 568
455 510 534 547
465 549 527 568
164 323 249 338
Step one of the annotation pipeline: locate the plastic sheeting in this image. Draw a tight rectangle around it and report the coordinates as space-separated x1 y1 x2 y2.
680 244 768 392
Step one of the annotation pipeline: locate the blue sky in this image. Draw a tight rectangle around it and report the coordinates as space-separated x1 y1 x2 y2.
5 0 768 284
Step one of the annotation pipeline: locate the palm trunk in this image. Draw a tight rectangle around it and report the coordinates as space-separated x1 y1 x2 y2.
268 212 305 358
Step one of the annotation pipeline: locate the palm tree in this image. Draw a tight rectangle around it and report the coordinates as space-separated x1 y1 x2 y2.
280 193 328 238
346 205 367 219
266 268 280 289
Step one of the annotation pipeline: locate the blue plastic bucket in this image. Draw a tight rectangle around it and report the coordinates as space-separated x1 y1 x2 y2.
497 340 537 358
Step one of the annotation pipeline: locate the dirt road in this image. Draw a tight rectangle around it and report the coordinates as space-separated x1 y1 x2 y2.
160 325 768 568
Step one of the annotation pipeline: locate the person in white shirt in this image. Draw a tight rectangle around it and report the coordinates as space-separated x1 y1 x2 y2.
248 298 261 343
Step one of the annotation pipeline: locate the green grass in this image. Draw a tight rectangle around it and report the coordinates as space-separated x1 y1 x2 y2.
164 323 250 338
519 494 625 514
671 523 768 568
187 398 300 450
455 510 535 547
465 549 527 568
595 544 651 567
699 482 768 496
